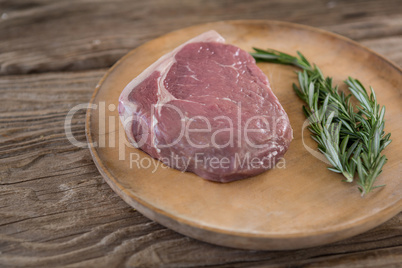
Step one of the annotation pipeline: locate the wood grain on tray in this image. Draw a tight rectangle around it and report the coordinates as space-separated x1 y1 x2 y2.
1 0 401 267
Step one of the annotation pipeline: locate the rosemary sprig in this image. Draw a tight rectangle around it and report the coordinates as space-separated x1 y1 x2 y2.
251 48 391 196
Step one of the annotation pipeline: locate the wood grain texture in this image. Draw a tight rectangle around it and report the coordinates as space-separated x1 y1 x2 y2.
0 0 401 267
1 0 402 75
0 68 401 268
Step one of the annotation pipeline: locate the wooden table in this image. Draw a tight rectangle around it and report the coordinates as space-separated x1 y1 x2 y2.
1 0 401 267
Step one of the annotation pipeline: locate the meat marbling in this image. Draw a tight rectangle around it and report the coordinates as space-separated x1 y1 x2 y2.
118 31 293 182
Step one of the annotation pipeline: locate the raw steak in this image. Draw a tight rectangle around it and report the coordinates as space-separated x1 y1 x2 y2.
118 31 293 182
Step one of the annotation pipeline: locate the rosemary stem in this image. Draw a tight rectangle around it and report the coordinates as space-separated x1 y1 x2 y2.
251 48 391 196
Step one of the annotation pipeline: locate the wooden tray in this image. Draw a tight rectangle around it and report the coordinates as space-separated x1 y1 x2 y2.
86 20 402 250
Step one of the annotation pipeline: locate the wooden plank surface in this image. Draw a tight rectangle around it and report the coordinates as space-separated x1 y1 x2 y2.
0 0 401 267
1 0 402 75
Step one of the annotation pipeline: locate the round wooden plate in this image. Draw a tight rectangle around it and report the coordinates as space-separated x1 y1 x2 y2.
86 20 402 250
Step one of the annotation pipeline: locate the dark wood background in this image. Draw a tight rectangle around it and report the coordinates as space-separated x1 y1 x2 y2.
1 0 401 267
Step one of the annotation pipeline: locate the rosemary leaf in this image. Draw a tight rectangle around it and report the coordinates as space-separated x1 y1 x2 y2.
251 48 392 196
